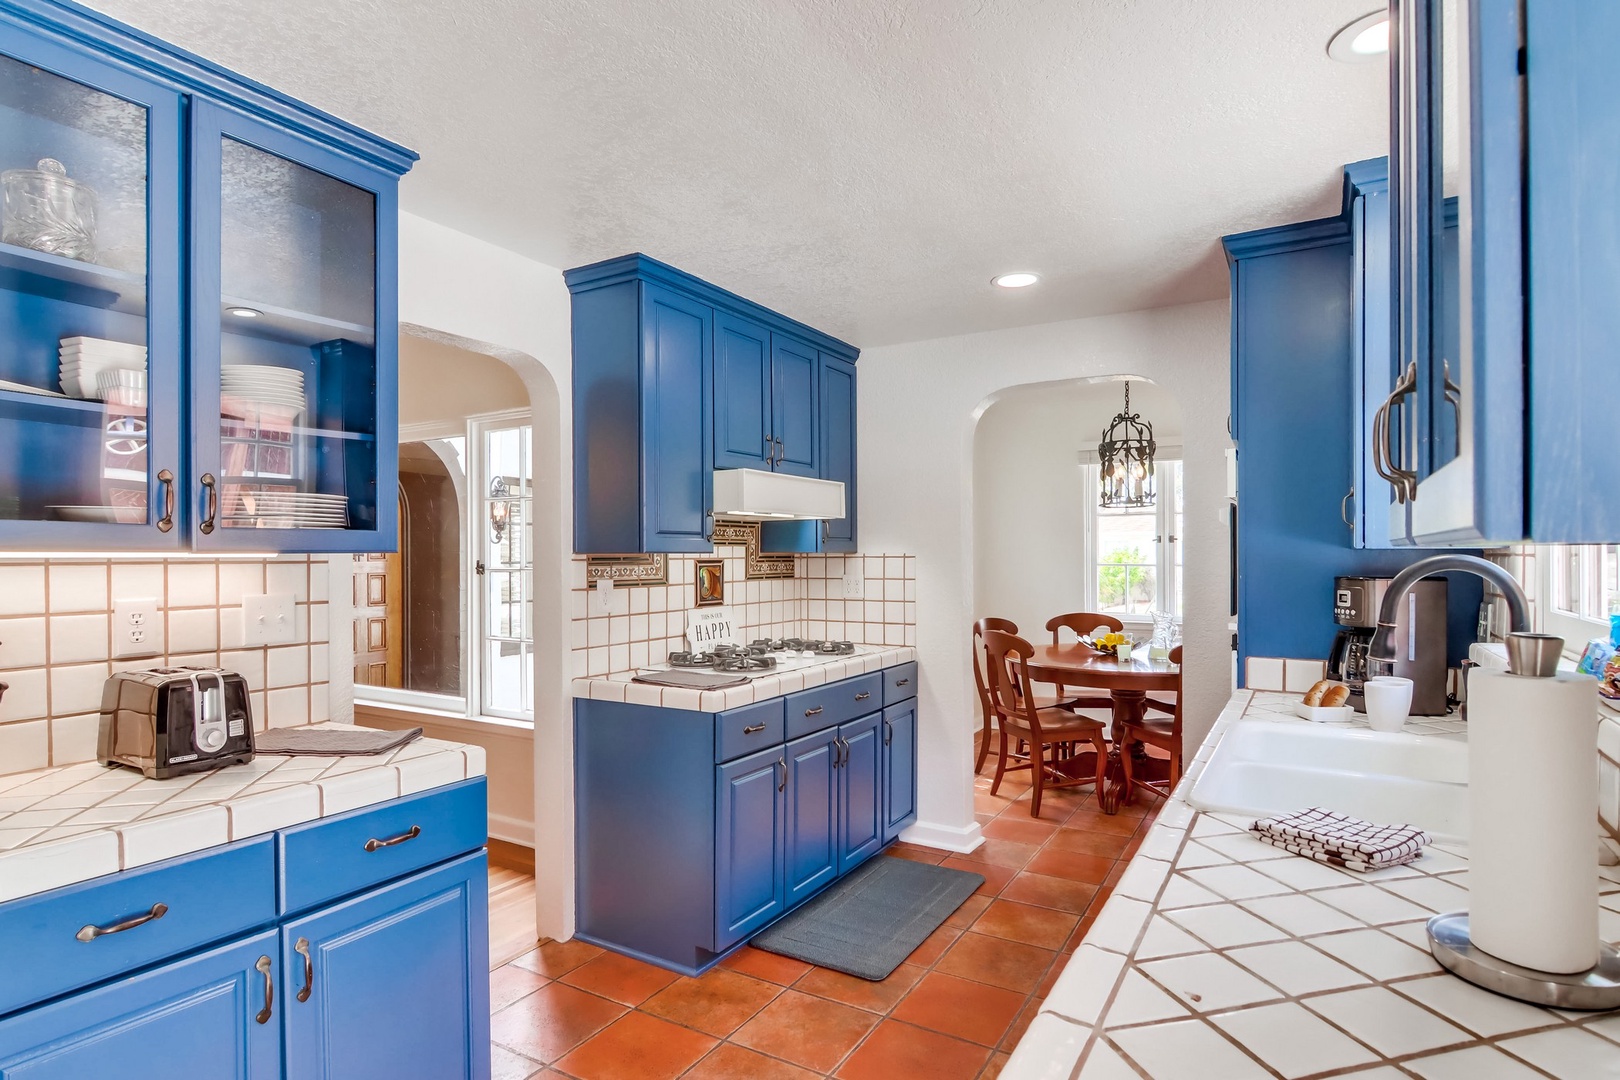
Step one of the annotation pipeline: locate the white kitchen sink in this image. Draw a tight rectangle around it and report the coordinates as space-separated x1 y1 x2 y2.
1188 720 1470 844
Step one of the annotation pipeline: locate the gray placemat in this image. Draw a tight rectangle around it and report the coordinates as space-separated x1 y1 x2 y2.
254 726 424 756
750 855 984 980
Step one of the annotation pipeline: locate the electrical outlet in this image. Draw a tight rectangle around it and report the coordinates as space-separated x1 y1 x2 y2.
242 593 297 646
112 598 162 658
842 570 864 599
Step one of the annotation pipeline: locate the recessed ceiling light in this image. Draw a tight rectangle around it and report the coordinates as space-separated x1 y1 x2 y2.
226 305 263 318
992 272 1039 289
1328 11 1389 62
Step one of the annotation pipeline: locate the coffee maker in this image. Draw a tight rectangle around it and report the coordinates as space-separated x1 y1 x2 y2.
1328 575 1449 715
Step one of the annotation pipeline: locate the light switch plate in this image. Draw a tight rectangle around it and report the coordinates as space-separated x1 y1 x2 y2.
241 593 297 646
842 570 864 599
112 597 163 658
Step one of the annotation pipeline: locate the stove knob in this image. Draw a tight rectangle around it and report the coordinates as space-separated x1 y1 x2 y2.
198 726 227 752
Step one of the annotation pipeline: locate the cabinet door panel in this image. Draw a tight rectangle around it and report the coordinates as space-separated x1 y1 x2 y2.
641 284 713 548
714 312 772 471
784 729 838 905
715 746 785 950
820 355 857 551
0 929 280 1079
838 714 882 873
881 702 918 843
282 852 490 1080
770 336 819 477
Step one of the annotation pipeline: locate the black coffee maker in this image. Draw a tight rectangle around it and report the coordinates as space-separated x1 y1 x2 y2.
1328 575 1449 715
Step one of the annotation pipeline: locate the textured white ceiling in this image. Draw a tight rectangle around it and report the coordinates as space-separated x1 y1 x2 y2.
87 0 1387 346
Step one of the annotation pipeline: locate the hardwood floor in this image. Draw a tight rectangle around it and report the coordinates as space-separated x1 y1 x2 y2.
490 864 540 970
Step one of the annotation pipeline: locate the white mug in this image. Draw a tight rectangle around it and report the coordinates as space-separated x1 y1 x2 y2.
1363 676 1413 732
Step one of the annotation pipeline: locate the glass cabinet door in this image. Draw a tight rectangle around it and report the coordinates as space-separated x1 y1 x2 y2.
0 44 183 546
190 101 397 551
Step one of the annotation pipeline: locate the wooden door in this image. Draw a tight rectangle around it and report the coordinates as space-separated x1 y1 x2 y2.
352 547 402 687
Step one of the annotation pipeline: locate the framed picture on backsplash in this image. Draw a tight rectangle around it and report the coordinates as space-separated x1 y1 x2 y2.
695 559 724 606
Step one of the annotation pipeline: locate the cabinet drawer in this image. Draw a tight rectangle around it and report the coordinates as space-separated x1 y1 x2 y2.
716 699 785 763
883 663 918 705
0 835 275 1018
786 673 883 740
278 778 487 915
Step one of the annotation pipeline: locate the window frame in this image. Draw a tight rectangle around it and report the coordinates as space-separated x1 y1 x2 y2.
1541 543 1617 655
1079 455 1184 628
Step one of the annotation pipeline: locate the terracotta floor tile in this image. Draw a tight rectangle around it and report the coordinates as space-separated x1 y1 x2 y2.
998 871 1099 915
999 999 1040 1051
512 939 603 979
551 1011 716 1080
974 812 997 826
941 857 1017 896
1102 860 1127 887
490 981 626 1064
794 961 925 1013
639 968 781 1037
934 931 1056 994
955 838 1040 870
1045 827 1131 858
945 893 994 929
973 792 1014 816
1063 809 1143 836
970 899 1080 950
904 922 963 966
560 951 679 1006
732 990 880 1073
491 963 550 1011
886 842 948 865
890 971 1026 1046
980 817 1059 845
1025 848 1116 885
980 1050 1011 1079
491 1043 545 1080
835 1019 991 1080
681 1044 823 1080
720 946 813 986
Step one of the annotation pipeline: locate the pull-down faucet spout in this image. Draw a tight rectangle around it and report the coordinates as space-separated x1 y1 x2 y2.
1368 554 1530 664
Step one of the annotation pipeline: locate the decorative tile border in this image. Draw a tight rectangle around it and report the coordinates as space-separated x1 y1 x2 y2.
583 553 668 585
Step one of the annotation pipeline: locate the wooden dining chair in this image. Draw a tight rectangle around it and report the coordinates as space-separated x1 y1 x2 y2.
973 617 1082 772
1044 612 1124 714
1120 645 1184 803
983 629 1109 818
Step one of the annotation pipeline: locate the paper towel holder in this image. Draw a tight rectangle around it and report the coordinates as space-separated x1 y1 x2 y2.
1427 912 1620 1010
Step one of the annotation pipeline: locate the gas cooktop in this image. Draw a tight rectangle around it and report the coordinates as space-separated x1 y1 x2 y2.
659 640 861 678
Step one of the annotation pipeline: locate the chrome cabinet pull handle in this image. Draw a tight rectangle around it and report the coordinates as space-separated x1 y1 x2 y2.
854 692 870 701
1387 361 1420 502
363 824 421 852
199 473 218 534
1441 358 1462 459
156 469 175 533
77 902 168 943
295 937 314 1003
895 678 910 687
804 706 823 717
776 756 786 792
1341 487 1355 531
742 723 766 734
255 955 274 1025
883 719 893 746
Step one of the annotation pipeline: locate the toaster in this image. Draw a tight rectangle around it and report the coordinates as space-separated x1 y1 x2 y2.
98 667 255 779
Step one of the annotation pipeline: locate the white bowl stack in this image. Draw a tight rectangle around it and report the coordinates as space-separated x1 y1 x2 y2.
59 337 147 400
220 364 306 419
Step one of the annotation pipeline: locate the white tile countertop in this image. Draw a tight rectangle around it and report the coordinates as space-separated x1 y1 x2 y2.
569 644 916 712
0 726 486 905
1004 690 1620 1080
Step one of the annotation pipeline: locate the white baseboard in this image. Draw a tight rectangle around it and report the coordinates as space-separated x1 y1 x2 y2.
489 812 534 848
899 818 985 854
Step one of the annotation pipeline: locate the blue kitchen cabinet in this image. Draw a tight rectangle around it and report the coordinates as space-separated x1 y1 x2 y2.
817 354 858 552
281 853 490 1080
881 701 918 843
769 335 820 478
0 930 282 1079
784 726 840 905
714 312 773 471
836 714 882 873
715 745 786 950
0 0 413 553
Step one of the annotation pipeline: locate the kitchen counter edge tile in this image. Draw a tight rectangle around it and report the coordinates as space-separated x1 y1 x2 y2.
0 726 486 905
570 645 917 711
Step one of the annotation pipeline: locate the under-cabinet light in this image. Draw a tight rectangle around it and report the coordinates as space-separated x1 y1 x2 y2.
0 551 281 561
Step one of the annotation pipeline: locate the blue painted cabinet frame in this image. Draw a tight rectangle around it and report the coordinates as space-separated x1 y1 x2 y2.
715 746 787 949
0 0 414 553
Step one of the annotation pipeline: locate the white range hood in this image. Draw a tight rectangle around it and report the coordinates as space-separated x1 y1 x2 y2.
712 468 845 521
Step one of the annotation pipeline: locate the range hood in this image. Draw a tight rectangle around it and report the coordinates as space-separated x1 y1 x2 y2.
713 469 845 521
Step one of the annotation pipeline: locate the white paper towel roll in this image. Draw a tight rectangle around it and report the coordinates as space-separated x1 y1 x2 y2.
1468 667 1599 973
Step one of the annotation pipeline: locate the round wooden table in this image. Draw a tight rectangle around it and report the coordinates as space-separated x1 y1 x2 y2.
1024 645 1180 814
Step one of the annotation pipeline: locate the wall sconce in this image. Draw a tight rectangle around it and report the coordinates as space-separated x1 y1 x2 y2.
488 476 510 544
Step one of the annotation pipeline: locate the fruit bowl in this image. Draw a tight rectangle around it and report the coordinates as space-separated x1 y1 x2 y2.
1079 632 1134 658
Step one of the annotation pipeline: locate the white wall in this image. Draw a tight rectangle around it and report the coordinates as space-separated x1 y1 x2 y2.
861 300 1230 851
972 378 1183 643
399 336 532 430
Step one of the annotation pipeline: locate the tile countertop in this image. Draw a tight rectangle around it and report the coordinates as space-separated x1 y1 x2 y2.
1005 690 1620 1080
0 726 486 906
569 645 917 712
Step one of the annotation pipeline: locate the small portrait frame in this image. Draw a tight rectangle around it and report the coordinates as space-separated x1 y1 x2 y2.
695 559 725 606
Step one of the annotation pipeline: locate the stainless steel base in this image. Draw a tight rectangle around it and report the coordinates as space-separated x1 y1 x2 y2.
1427 912 1620 1011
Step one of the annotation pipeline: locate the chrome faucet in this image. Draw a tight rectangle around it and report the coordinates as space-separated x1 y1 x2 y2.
1368 553 1530 665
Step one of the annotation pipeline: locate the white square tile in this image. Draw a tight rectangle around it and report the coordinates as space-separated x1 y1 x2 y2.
0 565 46 617
1238 893 1365 936
1137 951 1285 1012
461 745 486 779
1184 863 1293 901
218 560 266 603
0 617 47 669
221 649 266 691
1133 916 1207 960
1210 1001 1378 1079
227 785 320 840
50 663 109 716
1098 968 1190 1028
307 685 330 724
318 768 399 814
1165 903 1288 950
1303 986 1472 1058
1115 856 1171 902
266 645 309 688
49 713 100 765
1190 815 1244 838
0 670 49 721
1043 945 1126 1023
266 560 307 600
1379 874 1470 914
1086 896 1153 954
1306 927 1441 981
165 608 216 654
265 686 310 729
1111 1018 1270 1080
0 829 119 903
48 564 108 613
396 752 467 796
1157 875 1225 910
1498 1027 1620 1078
166 562 217 608
1282 658 1326 692
1194 831 1286 863
1312 883 1434 925
110 562 166 603
1000 1013 1090 1077
1252 853 1357 891
1172 842 1232 870
1404 1046 1549 1080
1395 973 1566 1038
1246 657 1285 692
119 805 229 869
1227 940 1367 995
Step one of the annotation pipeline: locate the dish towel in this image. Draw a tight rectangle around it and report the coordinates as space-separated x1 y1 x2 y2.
1250 807 1431 872
254 726 423 757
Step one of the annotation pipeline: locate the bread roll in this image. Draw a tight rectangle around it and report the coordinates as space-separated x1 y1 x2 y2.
1319 683 1351 708
1303 679 1332 706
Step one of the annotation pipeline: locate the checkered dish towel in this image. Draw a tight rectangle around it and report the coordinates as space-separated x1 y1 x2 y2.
1250 807 1430 873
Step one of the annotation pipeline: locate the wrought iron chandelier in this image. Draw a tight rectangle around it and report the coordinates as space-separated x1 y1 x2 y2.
1098 382 1156 508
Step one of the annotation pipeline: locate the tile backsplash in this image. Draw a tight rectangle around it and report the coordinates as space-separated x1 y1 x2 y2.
571 549 916 678
0 556 333 776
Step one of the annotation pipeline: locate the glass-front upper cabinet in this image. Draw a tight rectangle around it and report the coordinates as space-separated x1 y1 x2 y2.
0 41 183 547
189 101 399 551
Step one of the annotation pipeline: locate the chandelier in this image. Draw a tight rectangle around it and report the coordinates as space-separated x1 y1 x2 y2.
1098 382 1156 508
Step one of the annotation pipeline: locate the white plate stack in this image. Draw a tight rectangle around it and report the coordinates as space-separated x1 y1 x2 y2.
221 365 306 419
228 491 349 530
59 337 147 399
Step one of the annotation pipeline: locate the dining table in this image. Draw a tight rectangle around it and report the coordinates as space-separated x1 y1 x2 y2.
1023 644 1181 814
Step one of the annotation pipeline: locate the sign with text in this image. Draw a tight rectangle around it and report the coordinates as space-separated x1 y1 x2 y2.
686 606 741 651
